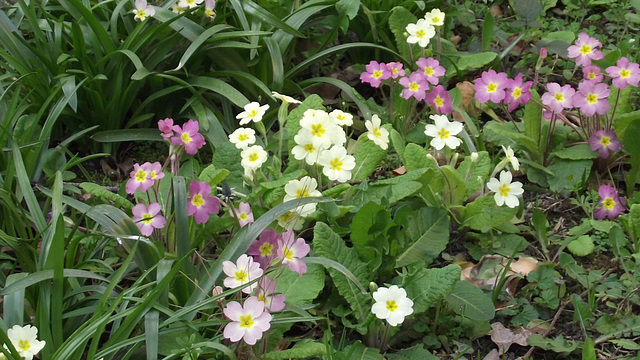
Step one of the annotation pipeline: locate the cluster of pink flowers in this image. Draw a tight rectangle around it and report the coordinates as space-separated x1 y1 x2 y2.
360 57 453 114
473 70 533 112
126 161 164 194
158 118 206 155
220 227 311 345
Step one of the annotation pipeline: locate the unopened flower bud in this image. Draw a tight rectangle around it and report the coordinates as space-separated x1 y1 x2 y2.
369 282 378 293
212 286 224 302
539 47 548 59
470 152 478 162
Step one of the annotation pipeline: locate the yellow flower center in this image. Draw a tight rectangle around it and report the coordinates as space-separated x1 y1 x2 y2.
142 213 154 224
373 127 382 138
386 300 398 312
296 189 309 198
260 242 274 256
512 88 522 99
554 93 564 102
279 211 294 222
416 29 426 38
249 153 259 162
248 109 258 118
311 123 325 137
372 70 383 79
239 212 248 220
498 184 511 197
205 9 215 17
486 83 497 92
434 96 444 107
438 128 450 139
282 246 293 260
235 270 248 282
603 197 616 210
600 136 611 147
18 340 31 351
135 9 147 18
135 169 147 182
392 68 398 74
424 67 434 76
239 314 254 328
586 93 598 104
588 72 596 79
304 144 316 153
432 16 440 23
191 194 204 208
409 82 419 91
149 171 157 179
579 44 591 55
181 132 192 144
620 69 630 78
330 158 343 171
238 134 248 141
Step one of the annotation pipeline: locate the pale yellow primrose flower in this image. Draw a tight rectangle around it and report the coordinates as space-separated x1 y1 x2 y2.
406 19 435 47
318 146 356 183
133 0 155 21
424 8 445 26
299 110 343 149
292 131 321 165
329 109 354 127
283 176 322 215
424 114 463 150
237 102 270 125
486 170 524 208
6 325 46 360
177 0 202 9
501 145 520 171
371 285 414 327
229 128 256 149
241 145 268 180
272 91 301 104
365 115 390 150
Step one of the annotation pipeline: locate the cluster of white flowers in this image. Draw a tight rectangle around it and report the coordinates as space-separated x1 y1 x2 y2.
231 101 271 181
406 8 445 48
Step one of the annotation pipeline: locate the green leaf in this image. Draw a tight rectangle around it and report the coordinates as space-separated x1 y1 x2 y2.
352 126 390 181
386 345 439 360
403 143 431 172
582 338 596 360
275 263 324 306
542 30 576 43
406 264 461 314
567 235 595 257
190 76 249 108
390 128 406 162
456 52 498 71
446 280 495 321
523 89 541 150
546 159 591 192
483 121 538 154
513 0 543 21
313 222 372 321
0 269 108 295
455 151 491 196
198 165 229 189
90 129 163 143
462 195 518 232
243 0 304 37
174 24 233 71
80 182 134 211
350 202 390 264
559 253 589 288
211 142 243 191
264 342 327 360
350 173 425 210
336 342 384 360
628 204 640 241
482 10 494 52
527 335 578 354
336 0 360 19
396 207 449 268
388 7 417 61
623 120 640 195
551 144 597 160
609 339 640 350
298 77 371 119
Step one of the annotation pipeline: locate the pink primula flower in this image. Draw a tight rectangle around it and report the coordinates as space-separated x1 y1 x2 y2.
255 277 286 312
360 61 391 88
582 65 604 82
142 161 164 182
171 119 206 155
126 163 154 194
594 184 625 220
230 202 254 227
223 254 263 294
399 72 429 101
132 203 166 236
573 80 610 116
567 32 603 67
187 181 220 224
223 296 272 345
415 57 445 85
425 85 452 114
158 118 174 140
588 129 622 159
504 74 533 112
277 230 310 276
473 70 509 104
386 62 405 79
541 82 575 113
248 228 280 268
606 57 640 89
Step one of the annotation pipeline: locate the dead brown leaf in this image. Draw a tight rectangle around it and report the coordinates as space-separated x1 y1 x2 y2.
489 322 533 355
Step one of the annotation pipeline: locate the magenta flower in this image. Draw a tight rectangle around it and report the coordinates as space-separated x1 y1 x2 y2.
141 161 164 182
606 57 640 89
386 62 405 79
126 163 154 194
223 254 263 294
504 74 533 112
187 181 220 224
567 32 603 67
248 228 280 268
158 118 174 140
255 277 286 312
583 65 604 82
277 230 310 276
416 57 445 85
399 72 429 101
171 119 206 155
425 85 452 114
132 203 166 236
230 202 254 227
594 184 625 220
573 80 610 116
360 61 391 88
588 129 622 159
223 296 272 345
541 82 575 113
473 70 509 104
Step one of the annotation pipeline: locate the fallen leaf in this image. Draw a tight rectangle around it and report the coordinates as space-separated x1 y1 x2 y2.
489 322 532 354
456 81 476 110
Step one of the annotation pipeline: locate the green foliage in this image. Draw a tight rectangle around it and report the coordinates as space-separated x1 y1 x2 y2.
386 344 439 360
263 341 327 359
406 264 461 314
623 120 640 196
461 195 518 232
388 7 416 61
80 182 134 211
395 207 449 268
352 125 391 181
350 201 392 269
446 280 495 321
567 235 595 257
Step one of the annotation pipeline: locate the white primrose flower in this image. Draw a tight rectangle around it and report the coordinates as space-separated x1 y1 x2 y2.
424 8 445 26
241 145 268 180
132 0 155 21
283 176 322 215
277 209 306 230
171 2 185 13
371 285 414 327
502 145 520 171
365 115 390 150
272 91 301 104
6 325 46 360
329 109 354 127
177 0 202 9
292 131 321 165
237 102 270 125
229 128 256 149
318 146 356 183
486 170 524 208
424 114 463 150
406 18 436 47
299 110 342 149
